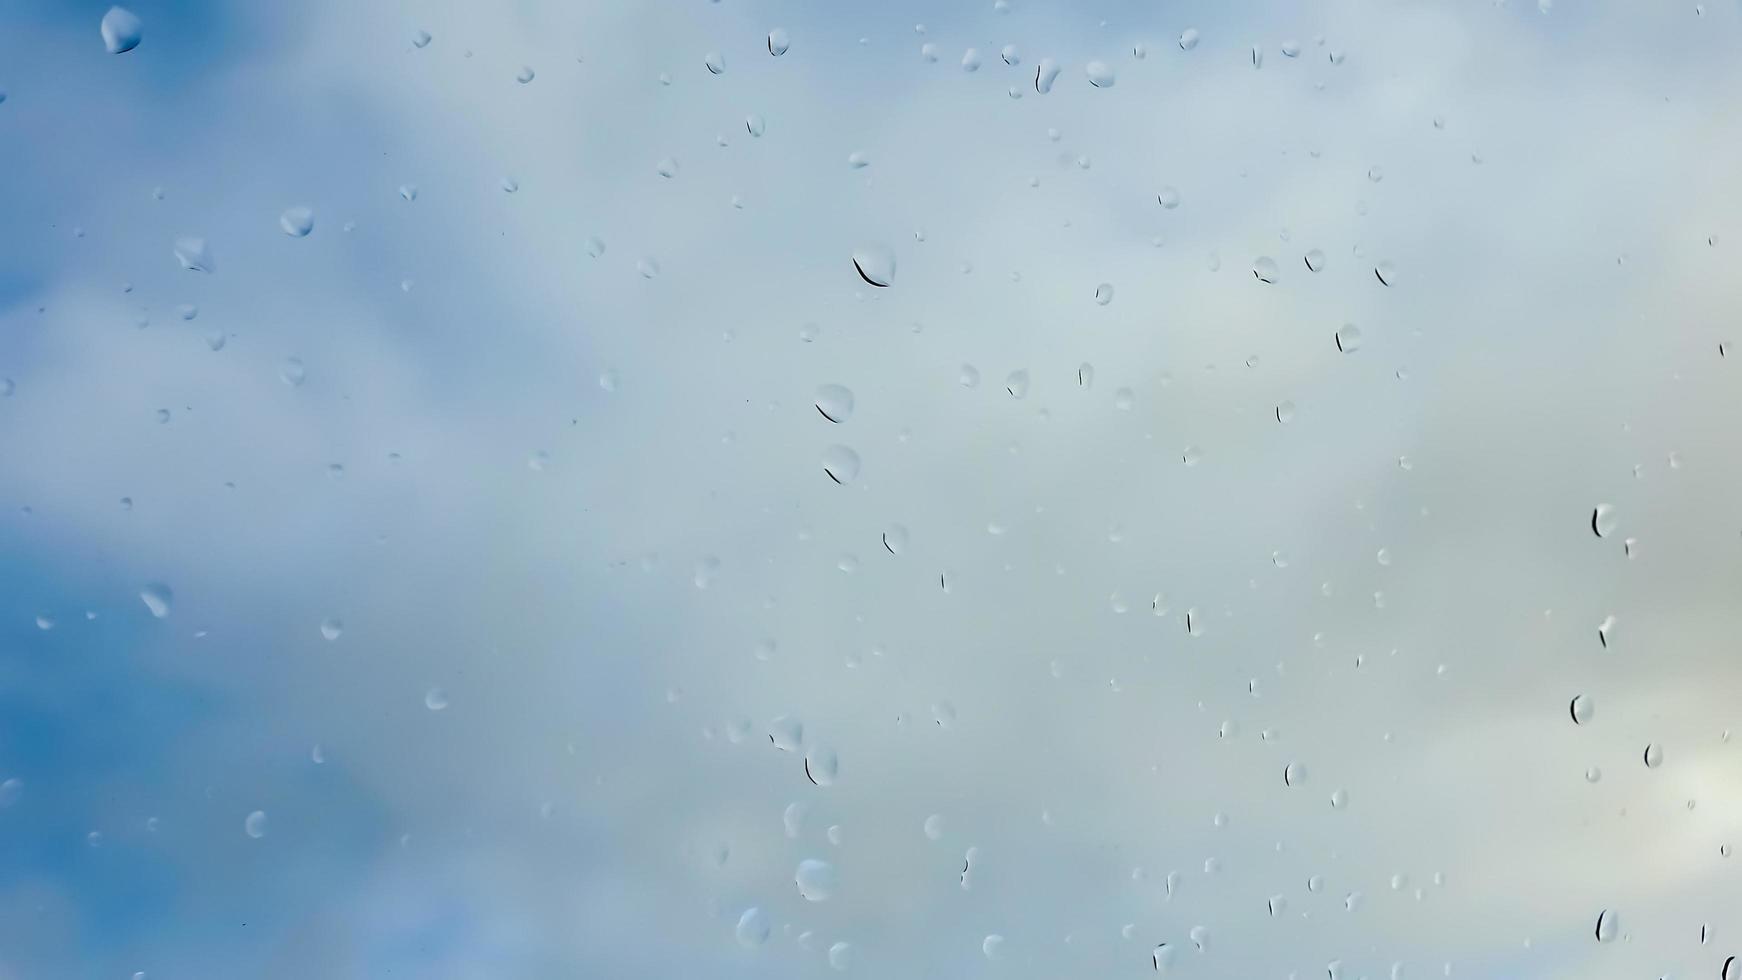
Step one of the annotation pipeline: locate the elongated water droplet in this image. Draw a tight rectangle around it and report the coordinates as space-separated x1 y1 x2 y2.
1595 908 1618 942
1035 58 1061 93
961 48 982 71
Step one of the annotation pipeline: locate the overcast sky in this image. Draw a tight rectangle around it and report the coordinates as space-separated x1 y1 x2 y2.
1 0 1741 978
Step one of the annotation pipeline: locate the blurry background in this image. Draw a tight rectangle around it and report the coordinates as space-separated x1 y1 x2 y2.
0 1 1739 977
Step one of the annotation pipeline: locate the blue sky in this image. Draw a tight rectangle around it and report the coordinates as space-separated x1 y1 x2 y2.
1 0 1741 977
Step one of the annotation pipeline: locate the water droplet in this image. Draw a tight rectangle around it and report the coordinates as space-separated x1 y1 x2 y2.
1591 504 1617 538
923 813 945 839
636 257 660 279
280 357 307 386
1178 28 1200 50
804 744 839 786
920 42 938 63
243 810 268 838
516 66 535 84
101 6 143 54
319 617 343 641
961 48 982 71
767 29 790 56
0 778 22 808
770 715 804 751
1114 387 1135 410
1001 44 1020 65
959 364 982 388
693 556 720 589
1252 257 1278 283
138 583 172 619
1153 942 1175 972
1189 925 1210 952
795 858 838 900
1724 955 1738 980
1004 370 1030 398
745 113 766 138
1375 261 1397 286
1035 58 1061 93
1086 60 1116 87
413 29 431 48
173 237 214 273
1284 761 1307 786
1181 446 1202 467
846 150 870 170
1598 614 1617 648
736 907 771 947
1335 325 1363 353
424 687 448 711
1305 249 1326 272
656 156 679 178
1276 401 1296 423
982 935 1005 960
279 207 313 237
821 445 861 485
1570 694 1593 725
1157 186 1181 209
828 941 853 970
1094 282 1115 305
500 176 519 193
813 384 855 423
851 244 895 287
1595 908 1618 942
1644 743 1664 768
1330 788 1349 808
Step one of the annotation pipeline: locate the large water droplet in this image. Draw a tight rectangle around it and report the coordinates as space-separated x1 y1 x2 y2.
174 237 214 273
1570 694 1593 725
736 907 771 947
795 858 838 900
139 583 172 619
851 244 895 287
101 6 143 54
821 445 861 485
961 48 982 71
814 384 854 423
